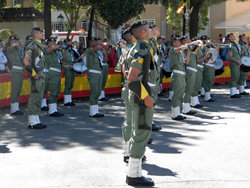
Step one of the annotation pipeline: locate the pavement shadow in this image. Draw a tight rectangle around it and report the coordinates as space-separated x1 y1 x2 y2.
0 145 11 153
143 163 178 177
0 83 249 153
0 98 125 151
149 131 183 154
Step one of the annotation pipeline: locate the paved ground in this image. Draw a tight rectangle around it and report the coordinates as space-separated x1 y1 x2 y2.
1 83 250 188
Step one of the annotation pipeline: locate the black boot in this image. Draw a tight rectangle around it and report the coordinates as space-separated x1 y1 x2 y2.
126 176 154 186
147 137 153 144
152 123 161 131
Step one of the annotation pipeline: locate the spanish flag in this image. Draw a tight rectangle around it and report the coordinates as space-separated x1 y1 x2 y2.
177 3 186 14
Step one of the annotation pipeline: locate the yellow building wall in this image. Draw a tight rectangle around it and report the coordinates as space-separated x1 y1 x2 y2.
6 0 33 7
210 0 250 40
225 0 250 19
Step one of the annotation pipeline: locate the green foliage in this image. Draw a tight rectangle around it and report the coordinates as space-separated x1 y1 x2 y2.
92 0 158 29
166 1 183 35
165 0 210 35
0 29 16 40
0 0 6 9
197 2 209 32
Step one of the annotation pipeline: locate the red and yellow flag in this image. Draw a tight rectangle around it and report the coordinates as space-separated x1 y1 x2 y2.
176 3 186 14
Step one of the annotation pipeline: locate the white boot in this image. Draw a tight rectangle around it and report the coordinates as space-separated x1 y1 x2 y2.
171 106 180 119
191 97 197 107
138 158 143 177
197 96 201 104
168 91 174 101
64 95 71 104
99 90 105 99
122 141 129 157
90 105 99 116
49 103 57 114
10 102 19 114
239 85 245 94
36 115 41 124
182 103 191 114
244 80 247 87
41 98 47 108
69 95 72 103
230 87 237 96
204 92 211 101
128 157 141 178
28 115 37 126
200 87 205 96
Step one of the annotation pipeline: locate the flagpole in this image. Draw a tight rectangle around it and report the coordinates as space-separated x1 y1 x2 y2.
183 0 187 35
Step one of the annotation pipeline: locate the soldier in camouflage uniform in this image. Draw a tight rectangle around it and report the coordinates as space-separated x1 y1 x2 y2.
228 33 242 98
149 25 162 131
62 39 76 106
86 37 104 118
169 36 190 120
126 20 155 187
97 38 109 101
238 35 249 95
45 38 64 117
180 36 197 115
7 36 24 115
23 28 47 129
118 28 136 163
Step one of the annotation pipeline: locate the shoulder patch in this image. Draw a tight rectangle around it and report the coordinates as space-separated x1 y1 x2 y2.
133 53 144 65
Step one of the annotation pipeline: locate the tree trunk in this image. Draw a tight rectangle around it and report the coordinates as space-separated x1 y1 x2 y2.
189 0 203 39
74 5 80 31
67 10 74 40
44 0 52 39
88 5 95 45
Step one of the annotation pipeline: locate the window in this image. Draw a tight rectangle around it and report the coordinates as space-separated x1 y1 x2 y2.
81 21 88 31
142 19 156 27
104 26 110 39
51 22 67 32
13 0 23 7
81 20 98 37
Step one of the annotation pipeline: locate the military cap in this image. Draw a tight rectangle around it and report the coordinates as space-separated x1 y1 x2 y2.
149 24 157 29
46 38 55 44
200 35 208 40
171 34 180 39
87 37 98 42
9 36 18 40
191 37 199 42
171 37 180 43
64 38 71 43
32 27 43 32
180 35 188 42
129 20 148 32
122 28 131 38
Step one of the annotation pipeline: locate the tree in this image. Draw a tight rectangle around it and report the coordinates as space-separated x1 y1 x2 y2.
0 0 6 9
161 0 249 38
43 0 52 39
85 0 158 42
34 0 89 39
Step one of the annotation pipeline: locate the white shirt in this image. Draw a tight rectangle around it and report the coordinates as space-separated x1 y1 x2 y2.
0 50 7 71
